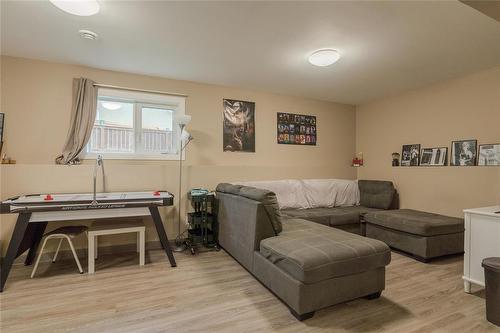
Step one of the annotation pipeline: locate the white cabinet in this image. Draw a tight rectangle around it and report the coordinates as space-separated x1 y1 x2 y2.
463 206 500 293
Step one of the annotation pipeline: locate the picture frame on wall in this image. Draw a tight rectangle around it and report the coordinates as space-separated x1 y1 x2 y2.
277 112 316 146
419 147 448 166
478 143 500 166
451 139 477 166
401 144 420 166
223 99 255 152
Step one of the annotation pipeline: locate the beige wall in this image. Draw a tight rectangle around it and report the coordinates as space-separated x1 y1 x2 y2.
357 66 500 217
2 55 498 255
0 56 356 253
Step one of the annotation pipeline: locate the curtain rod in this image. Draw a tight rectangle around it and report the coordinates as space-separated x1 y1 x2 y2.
93 83 188 98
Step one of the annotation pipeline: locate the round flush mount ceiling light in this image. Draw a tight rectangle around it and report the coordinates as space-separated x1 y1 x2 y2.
79 29 98 40
308 49 341 67
50 0 100 16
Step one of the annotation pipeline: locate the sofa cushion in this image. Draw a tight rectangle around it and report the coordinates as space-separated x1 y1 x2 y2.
281 208 332 226
234 179 309 209
259 218 391 284
301 179 359 208
216 183 283 234
281 206 381 227
358 180 395 210
364 209 464 237
235 179 360 209
216 183 244 195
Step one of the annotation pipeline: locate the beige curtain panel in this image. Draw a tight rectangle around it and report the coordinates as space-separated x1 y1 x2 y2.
55 78 98 164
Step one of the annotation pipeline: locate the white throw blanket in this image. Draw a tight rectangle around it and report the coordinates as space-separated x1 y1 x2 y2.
234 179 360 209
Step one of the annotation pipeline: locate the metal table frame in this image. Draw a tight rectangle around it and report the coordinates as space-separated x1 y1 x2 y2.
1 192 177 292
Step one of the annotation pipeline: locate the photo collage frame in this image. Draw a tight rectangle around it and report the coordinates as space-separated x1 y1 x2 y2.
277 112 316 146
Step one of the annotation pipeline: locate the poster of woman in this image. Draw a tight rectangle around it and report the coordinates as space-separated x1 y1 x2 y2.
451 139 477 166
223 99 255 152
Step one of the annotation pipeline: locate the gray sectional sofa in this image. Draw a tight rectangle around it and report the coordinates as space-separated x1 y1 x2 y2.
216 179 464 320
281 180 398 234
216 182 391 320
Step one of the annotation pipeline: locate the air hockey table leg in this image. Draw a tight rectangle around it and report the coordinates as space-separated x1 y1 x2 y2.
24 222 48 266
149 207 177 267
1 212 31 292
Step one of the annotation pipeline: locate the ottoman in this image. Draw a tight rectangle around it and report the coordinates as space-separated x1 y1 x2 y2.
365 209 464 262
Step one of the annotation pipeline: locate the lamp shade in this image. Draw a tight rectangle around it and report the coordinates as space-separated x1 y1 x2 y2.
176 114 192 126
181 130 192 142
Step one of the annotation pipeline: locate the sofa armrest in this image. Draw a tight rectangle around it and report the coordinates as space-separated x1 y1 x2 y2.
217 192 276 272
390 190 400 210
358 180 396 210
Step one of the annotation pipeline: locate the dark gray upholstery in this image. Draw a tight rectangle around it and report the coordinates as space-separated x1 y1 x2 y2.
365 209 464 260
217 192 277 271
216 183 282 235
260 218 391 284
365 209 464 236
216 183 390 319
46 225 88 238
253 252 386 315
280 180 396 235
358 180 396 210
282 206 381 227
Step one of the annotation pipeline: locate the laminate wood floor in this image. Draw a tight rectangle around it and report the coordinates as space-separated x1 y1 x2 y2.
0 249 498 333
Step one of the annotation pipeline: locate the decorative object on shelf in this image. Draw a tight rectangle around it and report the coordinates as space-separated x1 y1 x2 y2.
185 189 219 255
392 152 400 166
174 114 194 252
451 139 477 166
1 151 15 164
478 143 500 166
352 152 364 166
223 99 255 152
420 147 448 166
401 144 420 166
1 158 16 164
277 112 316 145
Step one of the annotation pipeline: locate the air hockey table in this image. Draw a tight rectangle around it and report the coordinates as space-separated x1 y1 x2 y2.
0 191 176 291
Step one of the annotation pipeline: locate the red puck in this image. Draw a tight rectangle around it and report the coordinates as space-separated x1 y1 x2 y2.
44 194 53 201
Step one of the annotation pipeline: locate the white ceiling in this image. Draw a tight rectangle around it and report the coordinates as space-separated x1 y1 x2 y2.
2 1 500 105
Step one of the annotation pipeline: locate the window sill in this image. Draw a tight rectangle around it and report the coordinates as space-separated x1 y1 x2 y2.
81 152 184 161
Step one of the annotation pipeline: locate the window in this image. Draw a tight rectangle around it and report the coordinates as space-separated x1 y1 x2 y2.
85 88 186 160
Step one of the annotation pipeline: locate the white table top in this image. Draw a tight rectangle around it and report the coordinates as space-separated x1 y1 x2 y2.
7 191 172 204
463 205 500 218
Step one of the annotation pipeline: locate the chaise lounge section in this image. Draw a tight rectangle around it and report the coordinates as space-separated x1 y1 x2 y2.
216 183 391 320
365 209 464 262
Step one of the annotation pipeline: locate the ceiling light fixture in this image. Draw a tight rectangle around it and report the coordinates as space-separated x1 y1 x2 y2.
79 29 98 40
308 49 341 67
49 0 100 16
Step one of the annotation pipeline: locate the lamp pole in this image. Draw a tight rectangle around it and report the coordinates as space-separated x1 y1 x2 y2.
173 117 192 252
174 125 185 252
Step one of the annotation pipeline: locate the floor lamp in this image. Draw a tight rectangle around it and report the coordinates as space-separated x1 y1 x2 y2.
174 114 193 252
